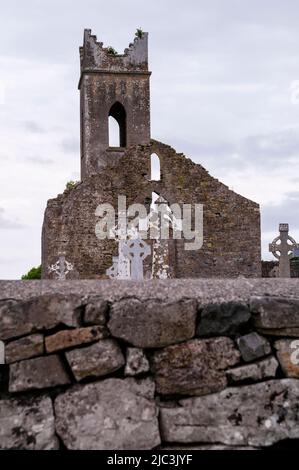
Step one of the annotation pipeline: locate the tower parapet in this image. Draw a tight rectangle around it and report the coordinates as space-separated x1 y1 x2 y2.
80 29 148 75
79 29 151 179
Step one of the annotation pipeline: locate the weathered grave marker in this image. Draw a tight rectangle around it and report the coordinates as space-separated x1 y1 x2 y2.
122 238 151 280
269 224 299 278
106 256 119 279
0 341 5 365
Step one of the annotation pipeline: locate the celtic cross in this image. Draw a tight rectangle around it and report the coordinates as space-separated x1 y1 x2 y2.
122 238 151 280
269 224 299 278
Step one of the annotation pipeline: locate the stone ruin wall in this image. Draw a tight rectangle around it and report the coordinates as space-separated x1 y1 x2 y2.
262 260 299 278
42 140 261 279
42 28 261 280
80 71 151 178
1 279 299 450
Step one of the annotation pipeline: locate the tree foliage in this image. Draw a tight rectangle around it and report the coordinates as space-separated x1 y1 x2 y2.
107 46 118 56
21 265 42 280
66 180 78 190
135 28 144 38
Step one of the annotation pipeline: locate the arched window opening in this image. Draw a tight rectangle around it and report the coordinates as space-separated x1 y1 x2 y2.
108 116 120 147
109 102 126 147
150 153 161 180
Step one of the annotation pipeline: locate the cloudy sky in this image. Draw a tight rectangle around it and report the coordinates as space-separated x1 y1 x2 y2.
1 0 299 278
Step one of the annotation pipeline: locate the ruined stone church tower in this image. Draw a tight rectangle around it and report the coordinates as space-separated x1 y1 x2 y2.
42 29 261 279
79 29 150 178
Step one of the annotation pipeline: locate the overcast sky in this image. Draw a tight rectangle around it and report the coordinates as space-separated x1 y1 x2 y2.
1 0 299 279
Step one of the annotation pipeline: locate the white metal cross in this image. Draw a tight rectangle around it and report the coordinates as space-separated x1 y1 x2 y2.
48 254 74 280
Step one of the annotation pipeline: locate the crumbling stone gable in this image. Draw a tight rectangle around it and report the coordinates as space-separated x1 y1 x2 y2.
42 140 261 278
149 140 261 277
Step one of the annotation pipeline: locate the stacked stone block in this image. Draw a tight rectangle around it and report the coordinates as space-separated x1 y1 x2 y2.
1 281 299 449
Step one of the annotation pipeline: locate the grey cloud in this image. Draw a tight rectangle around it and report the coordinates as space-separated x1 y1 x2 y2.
192 128 299 173
21 121 45 134
27 156 54 165
60 138 79 153
1 0 299 66
170 128 299 174
240 129 299 160
172 138 235 158
169 137 245 172
0 208 24 229
262 192 299 233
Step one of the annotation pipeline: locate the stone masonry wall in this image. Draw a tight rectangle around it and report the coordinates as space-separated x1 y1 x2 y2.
79 29 151 178
262 260 299 278
0 279 299 450
43 29 261 280
42 140 261 279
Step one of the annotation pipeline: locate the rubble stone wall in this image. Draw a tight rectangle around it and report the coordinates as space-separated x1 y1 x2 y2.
42 140 261 279
1 279 299 450
262 260 299 278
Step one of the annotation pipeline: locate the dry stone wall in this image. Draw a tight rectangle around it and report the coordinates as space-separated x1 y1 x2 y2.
1 280 299 450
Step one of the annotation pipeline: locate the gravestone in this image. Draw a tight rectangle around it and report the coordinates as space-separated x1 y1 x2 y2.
105 221 132 279
106 256 119 279
0 341 5 364
117 241 131 279
149 197 171 279
152 238 170 279
48 254 74 280
269 224 299 278
106 245 131 280
122 238 151 280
